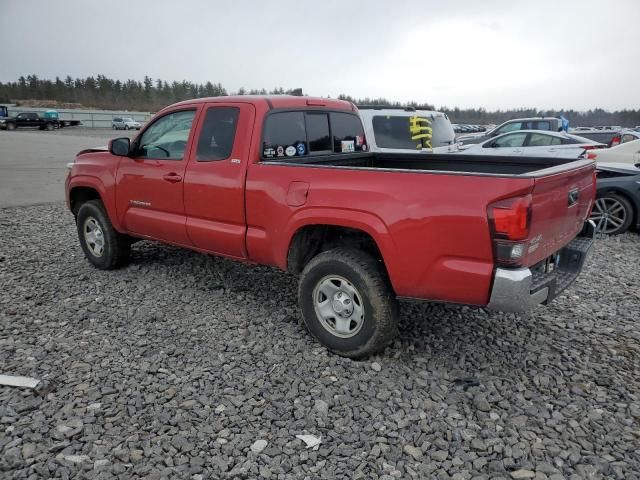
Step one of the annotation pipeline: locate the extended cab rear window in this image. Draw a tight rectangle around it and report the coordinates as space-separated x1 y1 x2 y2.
262 110 365 159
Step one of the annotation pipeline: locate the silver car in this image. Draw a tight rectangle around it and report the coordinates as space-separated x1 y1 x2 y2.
112 117 142 130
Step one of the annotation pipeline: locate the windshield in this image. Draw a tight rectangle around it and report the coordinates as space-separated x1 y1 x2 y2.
122 117 135 122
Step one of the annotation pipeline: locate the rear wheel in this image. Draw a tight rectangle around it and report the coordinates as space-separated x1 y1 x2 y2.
590 193 634 234
45 122 54 131
76 200 131 269
298 248 398 358
124 125 129 130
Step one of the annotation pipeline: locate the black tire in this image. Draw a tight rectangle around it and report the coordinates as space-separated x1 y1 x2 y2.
124 125 129 130
7 122 16 131
590 193 634 235
298 248 398 358
45 122 54 131
76 200 131 270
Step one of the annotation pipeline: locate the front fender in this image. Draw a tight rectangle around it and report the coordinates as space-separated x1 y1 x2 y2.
66 174 124 232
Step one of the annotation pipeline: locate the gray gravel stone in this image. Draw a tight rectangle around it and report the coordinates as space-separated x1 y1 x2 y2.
510 470 536 479
403 445 423 460
1 203 639 480
251 439 268 454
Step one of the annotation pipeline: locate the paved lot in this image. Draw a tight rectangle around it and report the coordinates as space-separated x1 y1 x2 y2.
0 128 136 208
1 203 639 479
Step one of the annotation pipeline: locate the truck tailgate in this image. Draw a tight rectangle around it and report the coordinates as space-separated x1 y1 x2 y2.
524 160 595 266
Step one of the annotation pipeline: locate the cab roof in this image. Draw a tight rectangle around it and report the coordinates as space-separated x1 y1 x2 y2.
170 95 356 111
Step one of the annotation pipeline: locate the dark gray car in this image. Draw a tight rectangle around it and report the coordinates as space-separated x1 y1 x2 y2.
590 163 640 234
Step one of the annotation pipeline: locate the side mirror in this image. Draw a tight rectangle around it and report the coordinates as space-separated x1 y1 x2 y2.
109 137 130 156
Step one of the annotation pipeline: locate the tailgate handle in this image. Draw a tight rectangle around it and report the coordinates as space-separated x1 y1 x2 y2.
568 188 579 207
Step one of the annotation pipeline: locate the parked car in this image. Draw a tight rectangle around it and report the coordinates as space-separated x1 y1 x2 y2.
620 129 640 144
569 128 622 148
458 130 605 158
358 106 456 151
0 111 81 130
590 163 640 234
572 126 593 132
585 139 640 166
458 117 563 145
66 95 596 357
112 117 142 130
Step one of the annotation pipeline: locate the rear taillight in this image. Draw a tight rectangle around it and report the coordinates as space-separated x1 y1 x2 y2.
610 135 621 147
587 151 598 160
489 195 532 240
582 145 598 150
488 194 532 266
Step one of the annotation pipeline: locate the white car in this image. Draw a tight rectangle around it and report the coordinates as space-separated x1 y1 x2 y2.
586 138 640 166
112 117 142 130
358 107 456 153
458 130 604 158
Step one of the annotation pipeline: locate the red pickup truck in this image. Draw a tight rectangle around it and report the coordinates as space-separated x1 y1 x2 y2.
66 96 596 357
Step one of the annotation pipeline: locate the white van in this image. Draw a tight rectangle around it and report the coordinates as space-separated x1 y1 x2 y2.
357 106 457 153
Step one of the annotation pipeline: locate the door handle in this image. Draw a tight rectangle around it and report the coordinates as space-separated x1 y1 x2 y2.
163 173 182 183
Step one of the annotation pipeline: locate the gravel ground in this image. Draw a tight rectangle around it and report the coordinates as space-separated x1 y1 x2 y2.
1 203 639 480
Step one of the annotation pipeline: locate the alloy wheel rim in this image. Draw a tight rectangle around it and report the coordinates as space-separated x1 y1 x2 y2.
590 197 627 234
83 217 105 257
312 275 365 338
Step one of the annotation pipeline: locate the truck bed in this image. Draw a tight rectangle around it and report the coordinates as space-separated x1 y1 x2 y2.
264 152 583 176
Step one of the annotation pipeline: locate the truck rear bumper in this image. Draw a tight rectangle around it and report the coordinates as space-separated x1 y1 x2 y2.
486 220 595 313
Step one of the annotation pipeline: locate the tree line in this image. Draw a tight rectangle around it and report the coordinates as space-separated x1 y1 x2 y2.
1 74 638 127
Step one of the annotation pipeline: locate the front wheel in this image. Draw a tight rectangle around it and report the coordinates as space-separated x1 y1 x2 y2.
45 123 54 131
590 193 634 235
76 200 131 269
7 123 16 131
298 248 398 358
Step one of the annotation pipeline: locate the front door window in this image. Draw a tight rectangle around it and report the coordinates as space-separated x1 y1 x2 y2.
135 110 196 160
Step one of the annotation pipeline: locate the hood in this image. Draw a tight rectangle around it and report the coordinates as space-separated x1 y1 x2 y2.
77 145 108 155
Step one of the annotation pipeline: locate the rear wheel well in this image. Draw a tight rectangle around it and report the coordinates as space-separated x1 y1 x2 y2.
287 225 385 274
70 187 101 216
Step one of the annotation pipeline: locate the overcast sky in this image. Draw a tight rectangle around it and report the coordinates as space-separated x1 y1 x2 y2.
1 0 638 111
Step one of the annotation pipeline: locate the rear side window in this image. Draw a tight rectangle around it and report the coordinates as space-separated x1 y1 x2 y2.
528 133 561 146
262 112 306 158
262 110 365 159
196 107 239 161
